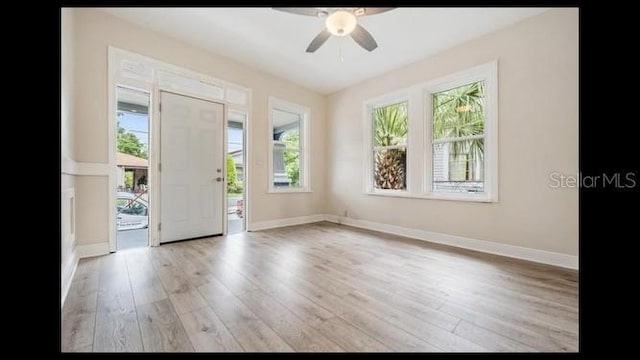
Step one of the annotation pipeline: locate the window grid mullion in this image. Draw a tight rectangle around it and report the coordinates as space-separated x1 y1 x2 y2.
432 134 485 144
373 145 407 151
364 60 497 202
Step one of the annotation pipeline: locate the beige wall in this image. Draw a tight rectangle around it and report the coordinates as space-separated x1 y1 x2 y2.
61 8 77 300
68 8 578 258
72 9 327 246
326 9 578 255
61 8 75 163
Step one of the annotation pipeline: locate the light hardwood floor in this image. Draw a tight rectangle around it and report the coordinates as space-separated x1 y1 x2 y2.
61 222 578 352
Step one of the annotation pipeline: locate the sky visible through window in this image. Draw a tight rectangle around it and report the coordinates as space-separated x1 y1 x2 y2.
228 127 242 151
119 112 149 153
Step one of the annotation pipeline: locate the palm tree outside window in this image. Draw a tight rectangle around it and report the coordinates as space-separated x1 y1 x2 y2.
432 81 485 193
372 101 408 190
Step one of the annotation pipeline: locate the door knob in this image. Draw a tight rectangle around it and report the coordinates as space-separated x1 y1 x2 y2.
216 177 223 182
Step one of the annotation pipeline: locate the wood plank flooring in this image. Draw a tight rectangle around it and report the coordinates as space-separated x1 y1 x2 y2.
61 222 578 352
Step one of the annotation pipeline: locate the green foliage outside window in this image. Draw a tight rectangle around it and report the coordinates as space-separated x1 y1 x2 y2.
281 132 300 187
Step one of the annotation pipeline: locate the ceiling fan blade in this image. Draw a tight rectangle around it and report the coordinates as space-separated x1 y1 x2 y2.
363 8 396 16
350 24 378 52
272 8 320 17
306 29 331 53
355 8 396 16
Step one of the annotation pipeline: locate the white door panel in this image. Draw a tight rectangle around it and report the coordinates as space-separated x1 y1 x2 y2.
160 92 224 243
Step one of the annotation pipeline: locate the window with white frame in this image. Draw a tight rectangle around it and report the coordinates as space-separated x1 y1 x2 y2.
371 101 408 191
431 80 486 194
364 61 498 202
268 97 310 192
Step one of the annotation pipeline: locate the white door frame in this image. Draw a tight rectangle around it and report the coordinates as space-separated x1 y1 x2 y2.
108 47 252 251
227 108 248 233
108 85 154 252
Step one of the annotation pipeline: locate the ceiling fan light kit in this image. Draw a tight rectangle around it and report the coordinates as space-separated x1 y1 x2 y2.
325 10 357 36
273 7 395 53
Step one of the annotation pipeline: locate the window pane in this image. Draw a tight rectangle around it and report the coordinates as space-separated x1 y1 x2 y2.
433 139 484 193
269 98 310 192
273 108 300 145
273 149 300 188
281 127 300 151
433 81 485 141
272 107 303 188
374 147 406 190
432 81 485 194
374 102 408 147
283 149 300 187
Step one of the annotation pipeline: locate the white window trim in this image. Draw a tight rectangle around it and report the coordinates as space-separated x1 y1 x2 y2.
267 96 311 193
363 60 498 203
363 91 411 194
425 61 498 202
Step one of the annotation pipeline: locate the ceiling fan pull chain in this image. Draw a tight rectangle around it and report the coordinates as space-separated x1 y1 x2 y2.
339 42 344 63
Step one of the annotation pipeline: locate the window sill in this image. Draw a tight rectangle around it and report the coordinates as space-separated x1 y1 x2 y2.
365 190 496 203
267 188 312 194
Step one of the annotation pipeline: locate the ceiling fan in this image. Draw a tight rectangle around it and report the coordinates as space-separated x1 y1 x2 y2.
273 8 395 53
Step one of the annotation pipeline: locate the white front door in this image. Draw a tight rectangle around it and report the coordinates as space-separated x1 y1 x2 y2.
160 91 224 243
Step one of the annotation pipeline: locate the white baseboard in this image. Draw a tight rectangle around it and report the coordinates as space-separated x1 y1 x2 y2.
76 242 111 259
324 215 578 270
249 214 326 231
70 214 575 275
248 213 577 269
61 248 78 308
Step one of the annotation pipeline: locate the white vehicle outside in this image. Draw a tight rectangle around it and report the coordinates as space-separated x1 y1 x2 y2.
117 192 149 231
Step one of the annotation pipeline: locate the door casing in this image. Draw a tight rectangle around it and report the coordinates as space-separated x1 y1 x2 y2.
108 47 253 251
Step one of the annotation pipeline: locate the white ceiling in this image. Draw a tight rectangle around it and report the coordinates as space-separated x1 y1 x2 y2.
100 7 549 94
